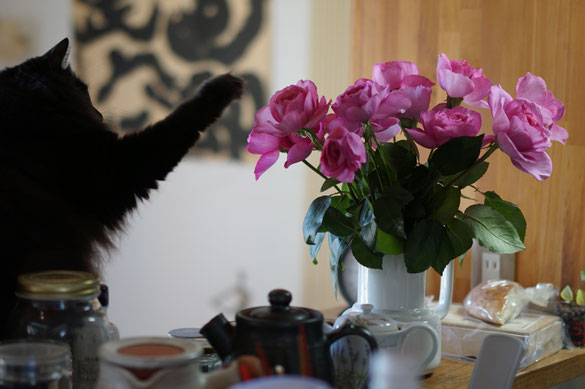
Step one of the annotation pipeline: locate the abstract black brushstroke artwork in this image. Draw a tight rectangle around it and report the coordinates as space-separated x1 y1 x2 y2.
74 0 268 159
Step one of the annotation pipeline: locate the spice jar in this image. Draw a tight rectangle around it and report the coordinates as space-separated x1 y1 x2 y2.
5 270 119 389
0 340 72 388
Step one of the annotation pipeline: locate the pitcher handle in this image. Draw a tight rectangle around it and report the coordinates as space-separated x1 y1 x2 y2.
397 323 439 371
434 259 454 320
325 322 378 352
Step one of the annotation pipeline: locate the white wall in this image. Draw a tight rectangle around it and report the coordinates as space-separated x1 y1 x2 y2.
0 0 72 68
103 0 313 336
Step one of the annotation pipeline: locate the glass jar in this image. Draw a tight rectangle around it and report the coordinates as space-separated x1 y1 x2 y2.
5 270 119 389
0 340 72 388
168 328 222 372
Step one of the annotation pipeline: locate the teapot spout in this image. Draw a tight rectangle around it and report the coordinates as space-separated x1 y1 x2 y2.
201 314 234 361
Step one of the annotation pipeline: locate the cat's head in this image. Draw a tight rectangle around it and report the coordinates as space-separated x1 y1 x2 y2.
0 38 103 123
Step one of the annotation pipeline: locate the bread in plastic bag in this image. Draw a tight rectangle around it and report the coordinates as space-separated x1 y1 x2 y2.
463 280 555 325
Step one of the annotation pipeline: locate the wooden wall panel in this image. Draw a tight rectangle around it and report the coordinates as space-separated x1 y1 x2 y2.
351 0 585 301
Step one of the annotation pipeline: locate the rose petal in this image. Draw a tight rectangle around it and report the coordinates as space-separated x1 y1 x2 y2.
254 150 280 180
510 150 552 181
404 127 437 149
550 124 569 144
516 72 547 105
488 85 513 134
438 69 475 98
246 131 280 154
285 142 314 168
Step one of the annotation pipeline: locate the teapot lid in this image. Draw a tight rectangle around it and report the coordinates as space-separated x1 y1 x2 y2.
237 289 321 329
334 303 398 334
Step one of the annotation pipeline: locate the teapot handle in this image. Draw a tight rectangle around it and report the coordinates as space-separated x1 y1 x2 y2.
325 321 378 352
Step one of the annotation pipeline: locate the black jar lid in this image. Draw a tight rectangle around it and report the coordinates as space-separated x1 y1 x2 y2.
237 289 322 329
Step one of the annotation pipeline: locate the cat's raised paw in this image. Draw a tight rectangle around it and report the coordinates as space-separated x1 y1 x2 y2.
198 73 244 104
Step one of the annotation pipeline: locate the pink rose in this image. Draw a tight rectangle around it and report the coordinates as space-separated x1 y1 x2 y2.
489 85 558 181
372 61 420 89
371 61 434 120
320 125 366 183
405 104 482 149
253 80 330 136
332 79 382 126
436 54 492 108
247 120 325 179
516 72 567 143
246 129 281 179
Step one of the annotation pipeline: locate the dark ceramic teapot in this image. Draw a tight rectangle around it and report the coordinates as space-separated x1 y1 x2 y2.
201 289 377 385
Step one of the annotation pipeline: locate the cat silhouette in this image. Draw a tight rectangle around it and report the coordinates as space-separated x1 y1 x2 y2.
0 38 243 333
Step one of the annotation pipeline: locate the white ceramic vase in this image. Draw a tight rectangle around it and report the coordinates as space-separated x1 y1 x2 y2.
356 254 454 374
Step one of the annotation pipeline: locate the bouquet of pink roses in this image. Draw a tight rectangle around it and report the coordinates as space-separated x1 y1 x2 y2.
247 54 568 293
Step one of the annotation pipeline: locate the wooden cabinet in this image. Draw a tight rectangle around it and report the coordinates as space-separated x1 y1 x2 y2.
351 0 585 301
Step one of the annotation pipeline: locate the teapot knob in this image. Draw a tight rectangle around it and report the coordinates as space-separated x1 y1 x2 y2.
268 289 291 310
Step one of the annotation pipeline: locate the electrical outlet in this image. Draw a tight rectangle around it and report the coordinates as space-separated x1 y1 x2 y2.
482 252 501 282
471 240 516 288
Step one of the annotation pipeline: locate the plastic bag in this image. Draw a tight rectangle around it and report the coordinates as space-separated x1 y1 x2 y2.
463 280 555 325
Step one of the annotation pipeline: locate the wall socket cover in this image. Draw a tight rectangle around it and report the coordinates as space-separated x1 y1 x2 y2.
471 240 516 288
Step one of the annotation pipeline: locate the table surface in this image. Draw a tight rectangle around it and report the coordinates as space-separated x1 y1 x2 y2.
422 348 585 388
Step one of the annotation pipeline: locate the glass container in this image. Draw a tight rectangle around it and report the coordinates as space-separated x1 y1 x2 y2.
5 270 119 389
168 328 222 372
0 340 72 388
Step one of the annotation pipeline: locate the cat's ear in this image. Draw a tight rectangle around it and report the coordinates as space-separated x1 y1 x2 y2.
42 38 71 70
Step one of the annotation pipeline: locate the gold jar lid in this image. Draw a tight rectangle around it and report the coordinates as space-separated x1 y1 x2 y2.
16 270 100 299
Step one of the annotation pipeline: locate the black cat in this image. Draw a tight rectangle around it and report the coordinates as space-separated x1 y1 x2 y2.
0 38 243 331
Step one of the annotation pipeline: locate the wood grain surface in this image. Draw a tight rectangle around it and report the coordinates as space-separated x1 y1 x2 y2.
351 0 585 302
421 348 585 388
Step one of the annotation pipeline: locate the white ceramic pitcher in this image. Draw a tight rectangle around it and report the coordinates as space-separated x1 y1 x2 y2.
356 254 454 373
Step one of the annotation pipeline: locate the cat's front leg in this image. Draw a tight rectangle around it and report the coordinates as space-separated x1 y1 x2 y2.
167 73 244 132
107 74 244 224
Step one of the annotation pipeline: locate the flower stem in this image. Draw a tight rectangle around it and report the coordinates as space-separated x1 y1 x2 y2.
302 159 346 197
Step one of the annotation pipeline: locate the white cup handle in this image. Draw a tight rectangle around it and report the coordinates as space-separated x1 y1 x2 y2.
396 323 438 371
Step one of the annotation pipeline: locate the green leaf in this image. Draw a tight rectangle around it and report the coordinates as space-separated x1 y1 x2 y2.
373 196 406 239
405 165 436 195
432 219 473 275
331 195 351 213
459 254 466 267
404 219 443 273
430 186 461 224
309 232 326 263
382 141 417 177
359 204 377 251
463 204 526 254
445 218 473 258
430 135 483 176
434 227 455 275
383 183 414 205
561 285 574 302
351 237 384 269
329 234 350 299
375 228 404 255
404 198 427 220
320 178 340 192
442 161 489 188
322 206 355 237
483 191 527 242
303 196 331 245
577 289 585 306
581 270 585 282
